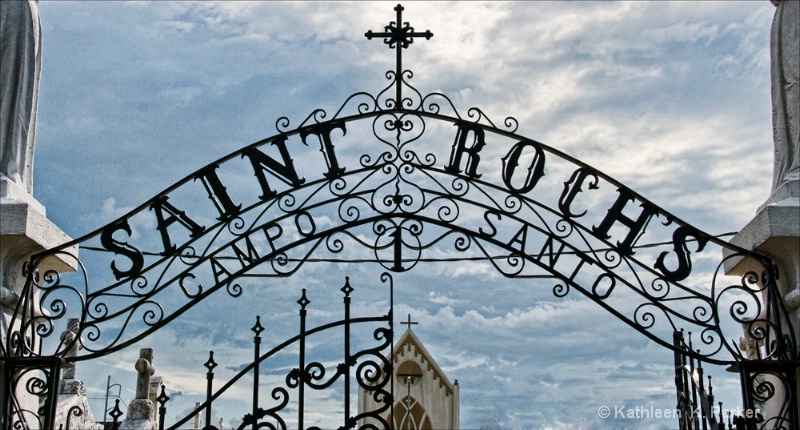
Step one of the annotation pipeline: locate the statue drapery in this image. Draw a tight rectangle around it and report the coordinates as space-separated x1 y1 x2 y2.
0 0 42 195
770 0 800 191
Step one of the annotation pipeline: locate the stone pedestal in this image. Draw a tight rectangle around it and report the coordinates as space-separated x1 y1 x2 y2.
1 180 78 303
1 179 78 428
54 380 102 430
119 398 157 430
724 177 799 425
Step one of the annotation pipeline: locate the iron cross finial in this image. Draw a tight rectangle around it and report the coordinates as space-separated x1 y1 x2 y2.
401 313 418 329
365 4 433 108
365 4 433 50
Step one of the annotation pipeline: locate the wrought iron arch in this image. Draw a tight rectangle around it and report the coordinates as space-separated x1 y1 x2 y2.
2 3 796 430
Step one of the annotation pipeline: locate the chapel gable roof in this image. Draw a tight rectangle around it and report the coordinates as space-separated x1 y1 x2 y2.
393 328 455 396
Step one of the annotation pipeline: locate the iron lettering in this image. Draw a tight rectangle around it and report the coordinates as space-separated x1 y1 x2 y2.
501 140 546 194
243 137 306 201
231 235 261 268
294 211 317 237
654 226 709 282
301 121 347 179
479 210 501 238
592 189 659 256
150 196 205 255
195 164 241 220
444 121 486 178
210 257 232 285
558 167 599 218
100 219 145 280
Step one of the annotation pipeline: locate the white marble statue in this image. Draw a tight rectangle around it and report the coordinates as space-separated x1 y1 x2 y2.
0 0 42 195
770 0 800 191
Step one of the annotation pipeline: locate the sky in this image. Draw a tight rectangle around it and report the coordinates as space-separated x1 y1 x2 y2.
28 1 781 429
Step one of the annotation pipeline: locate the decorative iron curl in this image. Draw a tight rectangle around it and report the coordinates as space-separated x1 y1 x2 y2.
464 107 518 132
338 196 367 224
238 387 290 430
226 215 249 236
419 92 459 117
698 326 725 353
227 281 243 298
633 302 662 331
360 150 396 169
303 361 339 390
600 248 623 270
692 301 713 324
24 374 49 397
722 281 763 325
64 405 84 430
553 218 574 238
36 267 61 291
330 175 353 196
271 252 291 274
277 191 299 212
399 147 435 167
377 71 399 110
178 245 198 266
354 328 392 389
331 91 380 120
448 175 470 197
398 70 422 110
554 280 573 298
504 116 519 134
129 275 152 297
643 277 671 301
79 322 100 345
502 194 523 215
275 116 292 133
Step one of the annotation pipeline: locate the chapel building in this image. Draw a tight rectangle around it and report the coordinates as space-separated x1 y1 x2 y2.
358 318 459 429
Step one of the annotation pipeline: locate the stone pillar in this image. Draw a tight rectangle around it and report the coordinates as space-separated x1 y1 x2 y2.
1 2 81 427
1 185 78 426
722 1 800 425
724 89 799 430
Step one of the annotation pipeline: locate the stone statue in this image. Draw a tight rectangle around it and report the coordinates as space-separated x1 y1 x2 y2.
0 0 42 195
770 0 800 191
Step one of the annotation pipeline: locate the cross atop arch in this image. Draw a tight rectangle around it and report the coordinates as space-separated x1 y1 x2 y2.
365 3 433 107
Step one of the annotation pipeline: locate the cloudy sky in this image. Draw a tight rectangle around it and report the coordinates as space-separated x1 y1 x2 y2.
30 1 781 429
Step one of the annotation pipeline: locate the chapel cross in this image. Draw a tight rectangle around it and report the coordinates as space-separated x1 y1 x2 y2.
365 4 433 107
401 313 418 330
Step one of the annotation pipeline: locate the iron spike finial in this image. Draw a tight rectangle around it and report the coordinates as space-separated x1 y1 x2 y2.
156 385 170 406
341 277 354 297
251 315 264 336
109 399 123 423
205 351 218 372
297 288 310 310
